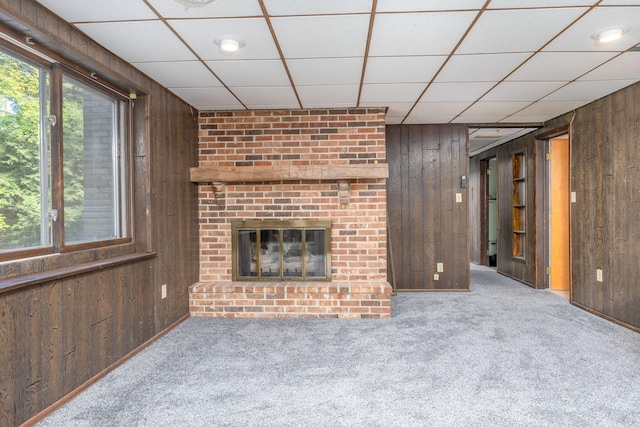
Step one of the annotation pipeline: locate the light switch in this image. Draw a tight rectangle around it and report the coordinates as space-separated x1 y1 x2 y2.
596 269 603 282
433 274 439 281
571 192 576 203
456 193 462 203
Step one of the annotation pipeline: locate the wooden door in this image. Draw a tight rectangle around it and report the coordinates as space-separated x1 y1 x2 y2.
550 137 570 291
386 125 469 291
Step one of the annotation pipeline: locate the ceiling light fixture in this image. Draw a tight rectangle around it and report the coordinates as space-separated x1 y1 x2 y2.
214 35 245 54
591 26 629 44
174 0 216 9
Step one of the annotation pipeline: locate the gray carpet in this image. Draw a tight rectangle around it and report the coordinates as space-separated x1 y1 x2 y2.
39 264 640 427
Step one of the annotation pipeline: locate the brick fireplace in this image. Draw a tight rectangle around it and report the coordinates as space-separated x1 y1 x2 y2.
188 108 391 318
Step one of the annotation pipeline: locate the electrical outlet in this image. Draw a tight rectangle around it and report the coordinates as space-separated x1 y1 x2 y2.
596 269 603 282
433 274 439 281
161 284 167 299
571 192 577 203
437 263 444 273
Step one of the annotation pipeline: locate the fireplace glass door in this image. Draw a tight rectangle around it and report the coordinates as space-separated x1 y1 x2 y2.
233 220 331 281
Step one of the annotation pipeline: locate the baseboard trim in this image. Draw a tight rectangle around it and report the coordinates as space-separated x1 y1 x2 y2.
20 313 190 427
571 302 640 334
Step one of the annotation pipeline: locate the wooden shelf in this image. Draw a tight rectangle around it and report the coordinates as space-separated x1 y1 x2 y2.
190 163 389 183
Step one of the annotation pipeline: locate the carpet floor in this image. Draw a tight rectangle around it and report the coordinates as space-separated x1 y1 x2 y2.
38 264 640 427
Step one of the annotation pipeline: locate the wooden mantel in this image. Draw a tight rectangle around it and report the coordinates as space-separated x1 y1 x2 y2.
190 163 389 183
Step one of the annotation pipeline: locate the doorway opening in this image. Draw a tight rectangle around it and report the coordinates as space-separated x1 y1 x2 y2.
480 157 498 267
549 134 571 299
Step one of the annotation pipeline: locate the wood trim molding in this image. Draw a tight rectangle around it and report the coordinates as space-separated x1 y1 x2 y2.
0 252 156 294
190 163 389 183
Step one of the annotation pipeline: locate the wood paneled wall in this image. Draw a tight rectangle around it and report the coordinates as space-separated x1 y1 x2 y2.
570 84 640 330
386 125 469 291
470 81 640 331
0 2 199 425
470 139 545 288
494 139 539 286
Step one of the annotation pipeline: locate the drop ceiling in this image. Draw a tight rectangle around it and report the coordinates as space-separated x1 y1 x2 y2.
33 0 640 154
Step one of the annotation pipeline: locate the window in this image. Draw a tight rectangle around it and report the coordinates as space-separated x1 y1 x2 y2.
232 220 331 281
62 75 127 246
0 45 130 260
512 151 526 260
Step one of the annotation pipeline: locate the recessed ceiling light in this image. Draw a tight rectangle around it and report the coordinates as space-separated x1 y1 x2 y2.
591 26 630 44
174 0 216 8
214 35 245 55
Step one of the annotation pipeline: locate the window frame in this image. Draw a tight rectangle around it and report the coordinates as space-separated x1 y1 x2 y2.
0 40 133 262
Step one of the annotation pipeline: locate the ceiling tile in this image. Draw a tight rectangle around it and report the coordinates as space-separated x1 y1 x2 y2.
508 100 591 120
133 61 222 88
169 18 279 61
482 81 567 102
436 53 531 82
287 58 363 86
271 15 370 58
599 0 640 4
422 82 495 102
296 85 360 108
205 60 291 86
462 101 533 117
579 52 640 81
369 11 477 56
360 83 426 103
384 116 404 125
506 51 618 81
454 113 518 123
457 7 589 54
76 21 197 63
146 0 262 18
376 0 487 12
488 0 594 7
231 86 299 109
170 87 243 110
36 0 156 22
404 102 471 123
263 0 373 15
360 102 414 120
544 6 640 52
542 79 636 101
500 114 564 123
364 56 446 84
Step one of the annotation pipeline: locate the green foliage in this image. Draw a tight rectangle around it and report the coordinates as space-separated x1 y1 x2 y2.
0 50 46 249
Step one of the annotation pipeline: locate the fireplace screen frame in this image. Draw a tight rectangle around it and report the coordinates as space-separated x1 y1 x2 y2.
231 220 332 281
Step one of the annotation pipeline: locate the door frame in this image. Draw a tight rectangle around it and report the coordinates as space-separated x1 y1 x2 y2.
535 125 572 293
480 158 491 266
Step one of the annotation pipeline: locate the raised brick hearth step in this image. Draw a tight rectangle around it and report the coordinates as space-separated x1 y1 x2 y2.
189 281 392 319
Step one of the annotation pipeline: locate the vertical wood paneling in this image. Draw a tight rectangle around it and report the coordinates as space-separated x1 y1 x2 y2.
387 124 469 291
74 274 92 387
0 291 24 427
0 2 200 425
570 84 640 330
399 126 410 288
41 282 63 408
61 278 76 396
386 126 402 290
493 139 537 287
24 287 42 419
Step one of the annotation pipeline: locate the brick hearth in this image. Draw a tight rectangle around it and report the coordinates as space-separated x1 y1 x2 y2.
189 282 391 319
